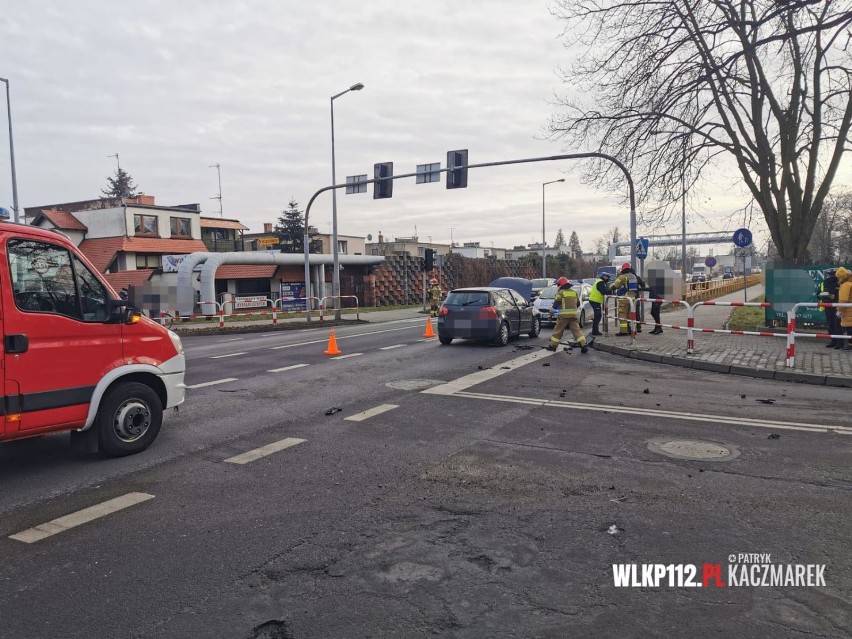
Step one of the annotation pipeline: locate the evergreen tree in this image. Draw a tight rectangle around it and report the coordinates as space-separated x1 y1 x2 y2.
568 231 582 256
102 168 139 198
275 199 306 253
554 229 566 248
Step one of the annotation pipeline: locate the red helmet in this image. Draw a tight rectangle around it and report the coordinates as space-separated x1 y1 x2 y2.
556 276 570 287
430 278 438 285
621 262 631 271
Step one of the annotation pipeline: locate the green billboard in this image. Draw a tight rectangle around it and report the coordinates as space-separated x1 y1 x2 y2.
764 260 848 326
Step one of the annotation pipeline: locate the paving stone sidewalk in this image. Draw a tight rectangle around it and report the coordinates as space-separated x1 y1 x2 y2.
591 284 852 387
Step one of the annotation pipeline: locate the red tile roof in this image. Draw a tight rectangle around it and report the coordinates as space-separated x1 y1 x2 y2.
215 264 278 279
39 209 88 231
103 269 155 290
78 237 208 273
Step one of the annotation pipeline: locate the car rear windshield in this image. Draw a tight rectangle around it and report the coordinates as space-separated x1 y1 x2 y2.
445 291 490 306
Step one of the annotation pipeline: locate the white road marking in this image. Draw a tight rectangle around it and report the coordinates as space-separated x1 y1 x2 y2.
187 378 239 389
379 344 406 350
418 348 849 436
331 353 363 360
267 364 309 373
225 437 306 464
220 337 245 342
210 352 247 359
422 350 554 395
9 493 155 544
452 390 852 435
344 404 399 422
270 325 424 350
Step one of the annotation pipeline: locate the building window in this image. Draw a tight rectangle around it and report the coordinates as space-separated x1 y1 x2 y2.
337 240 348 254
170 217 191 237
136 254 161 268
134 214 159 235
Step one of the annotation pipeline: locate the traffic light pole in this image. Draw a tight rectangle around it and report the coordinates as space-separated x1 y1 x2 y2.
302 152 636 318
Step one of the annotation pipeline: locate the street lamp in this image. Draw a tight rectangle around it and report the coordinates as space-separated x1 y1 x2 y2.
330 82 364 320
541 178 565 278
0 78 19 223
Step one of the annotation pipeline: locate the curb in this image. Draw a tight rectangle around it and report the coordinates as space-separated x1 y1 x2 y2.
590 341 852 387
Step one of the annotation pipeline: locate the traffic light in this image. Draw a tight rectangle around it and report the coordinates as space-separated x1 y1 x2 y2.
446 149 468 189
373 162 393 199
424 248 435 271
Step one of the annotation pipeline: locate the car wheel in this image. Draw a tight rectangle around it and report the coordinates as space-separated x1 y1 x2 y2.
528 316 541 338
494 321 510 346
439 335 453 345
579 310 586 327
97 382 163 457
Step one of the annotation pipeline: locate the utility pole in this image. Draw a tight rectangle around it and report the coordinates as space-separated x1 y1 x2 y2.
210 163 223 217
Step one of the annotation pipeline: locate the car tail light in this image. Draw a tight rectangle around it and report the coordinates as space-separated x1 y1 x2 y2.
438 305 449 316
479 306 498 320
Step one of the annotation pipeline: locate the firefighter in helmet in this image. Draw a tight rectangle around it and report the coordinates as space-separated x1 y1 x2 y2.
545 277 588 353
609 262 637 335
428 278 442 316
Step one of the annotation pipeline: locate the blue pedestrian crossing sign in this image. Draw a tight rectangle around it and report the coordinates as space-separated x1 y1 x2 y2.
635 237 649 260
733 228 752 248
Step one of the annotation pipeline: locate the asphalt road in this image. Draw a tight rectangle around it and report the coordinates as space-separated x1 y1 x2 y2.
0 319 850 638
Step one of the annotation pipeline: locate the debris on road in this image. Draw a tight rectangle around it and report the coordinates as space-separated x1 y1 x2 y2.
325 407 343 415
756 398 776 404
767 433 780 440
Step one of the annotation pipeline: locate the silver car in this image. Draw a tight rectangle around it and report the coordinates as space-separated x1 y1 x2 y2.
532 282 592 327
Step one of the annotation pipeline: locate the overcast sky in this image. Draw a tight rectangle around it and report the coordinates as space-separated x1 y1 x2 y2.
1 0 843 257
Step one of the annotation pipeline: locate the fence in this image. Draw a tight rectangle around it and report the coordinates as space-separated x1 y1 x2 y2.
602 295 838 366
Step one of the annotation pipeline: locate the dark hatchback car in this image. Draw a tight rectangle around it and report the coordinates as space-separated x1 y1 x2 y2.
437 287 541 346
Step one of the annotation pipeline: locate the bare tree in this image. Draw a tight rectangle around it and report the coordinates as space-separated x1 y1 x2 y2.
549 0 852 264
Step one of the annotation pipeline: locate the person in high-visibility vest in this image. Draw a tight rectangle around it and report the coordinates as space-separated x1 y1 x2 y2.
428 278 442 317
837 266 852 351
588 272 611 336
545 277 588 353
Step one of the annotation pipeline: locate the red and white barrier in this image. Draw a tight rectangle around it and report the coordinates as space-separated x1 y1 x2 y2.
318 295 361 321
688 301 775 354
786 302 852 367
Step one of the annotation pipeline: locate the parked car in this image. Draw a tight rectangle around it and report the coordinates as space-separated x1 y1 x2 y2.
437 286 541 346
532 282 592 327
722 271 734 280
690 272 707 283
529 277 556 301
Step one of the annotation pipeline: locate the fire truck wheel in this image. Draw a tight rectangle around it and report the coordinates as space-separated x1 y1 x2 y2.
97 382 163 457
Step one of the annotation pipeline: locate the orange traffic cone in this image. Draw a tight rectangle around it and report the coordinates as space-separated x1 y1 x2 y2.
423 316 436 338
324 329 342 356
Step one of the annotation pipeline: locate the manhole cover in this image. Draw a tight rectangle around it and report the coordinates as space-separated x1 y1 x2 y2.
647 439 740 462
385 379 443 390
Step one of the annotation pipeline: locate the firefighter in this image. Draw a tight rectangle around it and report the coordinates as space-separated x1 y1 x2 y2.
588 272 611 336
428 278 442 316
609 262 635 335
816 268 840 348
545 277 588 353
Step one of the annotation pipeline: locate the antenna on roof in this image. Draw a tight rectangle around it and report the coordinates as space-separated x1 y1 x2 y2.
209 163 223 217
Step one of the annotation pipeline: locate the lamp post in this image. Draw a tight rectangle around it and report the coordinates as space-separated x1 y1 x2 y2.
541 178 565 278
0 78 19 223
330 82 364 320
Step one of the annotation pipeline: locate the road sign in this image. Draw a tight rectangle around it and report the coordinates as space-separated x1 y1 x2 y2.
257 236 279 247
705 256 717 268
733 228 752 248
635 237 649 260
